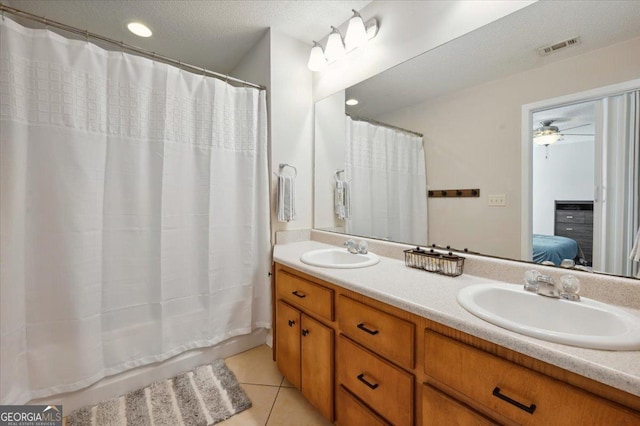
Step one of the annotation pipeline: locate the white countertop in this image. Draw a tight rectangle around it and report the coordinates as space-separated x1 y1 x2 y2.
274 240 640 398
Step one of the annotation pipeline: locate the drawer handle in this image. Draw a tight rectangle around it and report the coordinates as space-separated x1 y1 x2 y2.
566 215 574 219
565 227 573 231
292 291 306 298
357 323 379 335
492 387 536 414
357 373 379 390
288 320 295 327
301 329 309 336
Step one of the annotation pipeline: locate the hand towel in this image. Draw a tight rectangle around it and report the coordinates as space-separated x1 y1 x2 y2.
277 175 295 222
334 179 351 220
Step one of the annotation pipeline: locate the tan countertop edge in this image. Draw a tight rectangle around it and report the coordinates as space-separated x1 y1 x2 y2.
273 238 640 398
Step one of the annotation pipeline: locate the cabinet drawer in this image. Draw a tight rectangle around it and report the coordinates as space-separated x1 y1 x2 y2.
337 295 415 369
422 383 497 426
336 385 389 426
337 335 413 426
555 225 592 253
424 331 640 425
277 270 333 321
556 210 586 224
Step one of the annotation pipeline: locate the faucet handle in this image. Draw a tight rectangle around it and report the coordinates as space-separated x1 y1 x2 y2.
344 239 357 253
560 275 581 301
357 240 368 254
524 270 541 292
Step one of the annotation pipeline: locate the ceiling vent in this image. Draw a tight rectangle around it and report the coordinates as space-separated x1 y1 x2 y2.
537 36 581 56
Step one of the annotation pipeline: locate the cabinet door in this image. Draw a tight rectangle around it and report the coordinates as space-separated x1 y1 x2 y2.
276 300 301 389
301 314 334 421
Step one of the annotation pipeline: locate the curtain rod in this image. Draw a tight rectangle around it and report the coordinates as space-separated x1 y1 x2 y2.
346 113 424 138
0 3 266 91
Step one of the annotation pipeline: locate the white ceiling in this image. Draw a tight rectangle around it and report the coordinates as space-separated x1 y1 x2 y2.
5 0 371 74
346 0 640 118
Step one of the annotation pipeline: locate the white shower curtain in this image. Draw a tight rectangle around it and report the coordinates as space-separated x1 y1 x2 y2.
345 116 427 244
0 18 270 404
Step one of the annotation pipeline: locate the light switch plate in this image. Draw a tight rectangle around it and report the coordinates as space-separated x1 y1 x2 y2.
488 194 506 207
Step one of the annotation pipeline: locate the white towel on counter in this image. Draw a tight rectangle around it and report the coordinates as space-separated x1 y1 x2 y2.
277 175 296 222
630 227 640 262
334 179 351 220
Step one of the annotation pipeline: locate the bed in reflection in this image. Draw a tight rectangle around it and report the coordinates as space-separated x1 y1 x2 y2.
532 234 579 265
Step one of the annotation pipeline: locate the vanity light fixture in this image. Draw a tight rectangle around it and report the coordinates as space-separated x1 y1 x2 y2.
127 22 152 38
345 9 368 51
325 26 346 62
346 98 359 106
307 9 379 71
308 41 328 72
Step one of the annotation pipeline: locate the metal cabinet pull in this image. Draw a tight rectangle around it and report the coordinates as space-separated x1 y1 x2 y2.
292 291 306 298
357 373 379 390
357 323 379 335
492 387 536 414
566 215 574 219
288 320 295 327
565 227 573 231
301 329 309 336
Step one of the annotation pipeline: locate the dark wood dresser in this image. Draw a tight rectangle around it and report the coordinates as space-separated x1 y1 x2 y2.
554 200 594 265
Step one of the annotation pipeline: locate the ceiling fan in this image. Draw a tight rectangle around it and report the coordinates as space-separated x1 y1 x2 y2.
533 120 593 146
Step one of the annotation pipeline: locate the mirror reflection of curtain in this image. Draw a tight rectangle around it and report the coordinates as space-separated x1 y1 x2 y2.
599 90 640 276
345 116 427 244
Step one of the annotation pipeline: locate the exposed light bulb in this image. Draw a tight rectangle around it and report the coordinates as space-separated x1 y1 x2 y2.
324 26 346 63
307 41 327 72
127 22 152 38
346 98 359 106
345 10 368 51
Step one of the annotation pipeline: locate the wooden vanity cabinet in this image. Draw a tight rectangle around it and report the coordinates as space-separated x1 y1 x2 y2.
422 383 497 426
424 330 640 425
273 263 640 426
275 270 334 420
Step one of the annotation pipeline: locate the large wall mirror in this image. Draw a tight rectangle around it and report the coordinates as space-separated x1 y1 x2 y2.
313 0 640 279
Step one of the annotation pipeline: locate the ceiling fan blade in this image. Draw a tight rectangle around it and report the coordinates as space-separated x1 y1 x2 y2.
561 133 595 136
560 123 591 132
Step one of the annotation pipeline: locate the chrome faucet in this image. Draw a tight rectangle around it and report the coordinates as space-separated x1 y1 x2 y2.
524 270 581 301
344 239 368 254
535 274 560 298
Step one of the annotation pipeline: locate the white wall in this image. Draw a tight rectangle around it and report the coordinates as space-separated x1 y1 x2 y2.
314 91 347 230
269 30 315 238
532 141 595 235
232 30 270 88
313 0 535 101
233 29 314 242
373 36 640 258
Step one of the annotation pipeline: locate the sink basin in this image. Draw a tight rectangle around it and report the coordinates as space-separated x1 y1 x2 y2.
300 248 380 269
457 283 640 350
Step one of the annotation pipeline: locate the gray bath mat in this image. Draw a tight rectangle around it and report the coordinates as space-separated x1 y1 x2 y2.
68 359 251 426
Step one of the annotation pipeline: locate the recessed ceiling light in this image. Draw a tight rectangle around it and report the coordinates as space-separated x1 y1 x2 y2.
127 22 152 38
346 99 359 106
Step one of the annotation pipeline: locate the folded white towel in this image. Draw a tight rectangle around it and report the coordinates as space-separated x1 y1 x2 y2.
630 227 640 262
334 180 351 220
277 175 295 222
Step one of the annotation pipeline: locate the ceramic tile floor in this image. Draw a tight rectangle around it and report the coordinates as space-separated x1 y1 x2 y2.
221 345 333 426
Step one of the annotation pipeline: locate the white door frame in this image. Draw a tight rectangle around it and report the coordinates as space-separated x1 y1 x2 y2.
520 78 640 262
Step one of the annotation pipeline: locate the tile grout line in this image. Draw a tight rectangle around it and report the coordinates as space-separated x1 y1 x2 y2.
263 378 286 426
238 382 282 388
